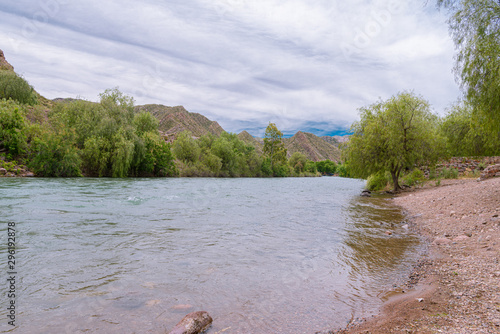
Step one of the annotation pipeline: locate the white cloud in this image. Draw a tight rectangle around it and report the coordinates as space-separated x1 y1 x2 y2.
0 0 460 136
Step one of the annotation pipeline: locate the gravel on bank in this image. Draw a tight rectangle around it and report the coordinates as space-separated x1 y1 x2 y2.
343 177 500 334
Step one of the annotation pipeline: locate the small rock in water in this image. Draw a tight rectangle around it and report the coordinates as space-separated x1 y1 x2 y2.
168 311 213 334
385 231 393 236
360 190 371 197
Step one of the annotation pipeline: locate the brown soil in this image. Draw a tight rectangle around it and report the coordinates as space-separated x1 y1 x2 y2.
343 177 500 334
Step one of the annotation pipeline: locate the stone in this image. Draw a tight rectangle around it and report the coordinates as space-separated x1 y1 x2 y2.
0 49 14 71
480 164 500 180
433 237 451 245
453 235 469 242
168 311 213 334
0 168 6 175
24 172 35 177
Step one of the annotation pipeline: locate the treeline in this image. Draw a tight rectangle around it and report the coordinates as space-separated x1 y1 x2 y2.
342 91 500 192
342 0 500 191
1 84 176 177
0 73 347 178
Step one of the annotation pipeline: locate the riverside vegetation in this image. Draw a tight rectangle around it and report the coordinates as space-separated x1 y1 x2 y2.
1 0 499 182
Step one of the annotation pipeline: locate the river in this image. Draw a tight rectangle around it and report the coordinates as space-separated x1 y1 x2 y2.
0 177 422 333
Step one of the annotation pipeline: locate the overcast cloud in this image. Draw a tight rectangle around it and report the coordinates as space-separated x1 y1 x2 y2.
0 0 460 136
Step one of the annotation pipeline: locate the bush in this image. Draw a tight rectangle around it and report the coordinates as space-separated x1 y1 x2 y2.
0 71 37 105
337 163 351 177
29 129 82 177
402 169 425 187
289 152 308 174
366 172 390 191
0 99 28 157
440 167 459 179
316 160 337 174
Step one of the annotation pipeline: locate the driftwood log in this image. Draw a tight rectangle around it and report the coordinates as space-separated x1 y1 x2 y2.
168 311 213 334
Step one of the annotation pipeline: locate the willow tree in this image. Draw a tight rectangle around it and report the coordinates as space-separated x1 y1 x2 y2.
438 0 500 135
344 91 443 192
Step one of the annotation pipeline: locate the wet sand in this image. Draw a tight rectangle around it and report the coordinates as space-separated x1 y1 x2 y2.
342 177 500 333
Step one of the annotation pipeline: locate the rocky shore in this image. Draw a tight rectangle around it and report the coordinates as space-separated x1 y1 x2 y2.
344 177 500 333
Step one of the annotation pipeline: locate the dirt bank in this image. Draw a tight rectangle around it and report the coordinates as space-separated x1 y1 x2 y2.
345 177 500 333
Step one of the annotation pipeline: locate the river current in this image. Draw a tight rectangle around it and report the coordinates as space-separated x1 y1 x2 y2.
0 177 421 333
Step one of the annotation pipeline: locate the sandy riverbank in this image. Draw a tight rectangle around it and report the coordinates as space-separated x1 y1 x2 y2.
342 177 500 333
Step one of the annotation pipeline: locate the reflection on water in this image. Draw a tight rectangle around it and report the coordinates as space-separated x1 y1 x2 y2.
0 178 422 334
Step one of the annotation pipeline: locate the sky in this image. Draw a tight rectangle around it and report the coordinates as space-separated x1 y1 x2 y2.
0 0 461 137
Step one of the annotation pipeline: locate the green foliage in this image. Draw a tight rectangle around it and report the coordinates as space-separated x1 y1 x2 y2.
173 131 264 177
440 102 497 156
173 131 201 164
316 159 337 175
134 111 159 136
366 172 390 191
29 129 82 177
0 71 37 105
27 89 175 177
402 169 425 187
445 0 500 132
336 163 351 178
289 152 308 174
0 99 28 157
440 167 459 179
304 160 317 174
344 91 443 191
263 122 288 175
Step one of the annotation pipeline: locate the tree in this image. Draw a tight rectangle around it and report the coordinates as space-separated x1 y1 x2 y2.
344 91 443 192
440 101 495 156
263 122 287 174
438 0 500 132
289 152 307 174
316 160 337 175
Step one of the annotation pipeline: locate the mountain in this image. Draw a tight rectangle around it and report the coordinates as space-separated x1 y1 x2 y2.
284 131 341 162
321 135 350 147
0 50 14 71
135 104 224 138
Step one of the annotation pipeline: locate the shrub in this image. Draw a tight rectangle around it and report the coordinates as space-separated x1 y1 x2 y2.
337 163 351 177
316 159 337 174
402 169 425 187
366 172 390 191
0 71 37 105
29 129 82 177
289 152 308 174
0 99 28 157
440 167 459 179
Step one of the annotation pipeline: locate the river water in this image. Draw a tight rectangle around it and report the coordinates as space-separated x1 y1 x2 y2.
0 177 422 334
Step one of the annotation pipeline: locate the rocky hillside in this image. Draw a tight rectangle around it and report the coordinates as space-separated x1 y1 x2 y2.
0 50 14 71
321 135 350 147
135 104 224 138
284 131 341 162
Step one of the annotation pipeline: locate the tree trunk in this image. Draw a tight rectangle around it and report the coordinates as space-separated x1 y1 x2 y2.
390 168 401 192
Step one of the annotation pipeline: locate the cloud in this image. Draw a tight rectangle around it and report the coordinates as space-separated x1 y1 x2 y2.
0 0 460 137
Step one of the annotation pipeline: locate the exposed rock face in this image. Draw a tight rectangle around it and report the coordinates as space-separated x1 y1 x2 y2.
0 49 14 71
168 311 213 334
135 104 224 138
480 163 500 181
284 131 341 162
